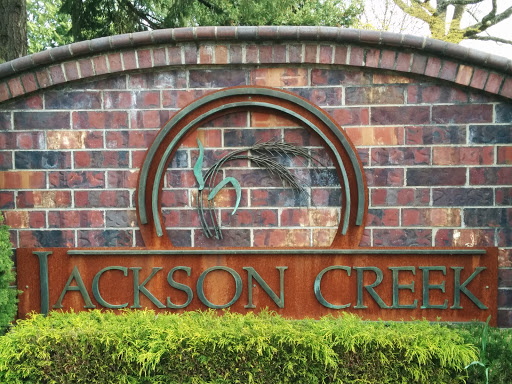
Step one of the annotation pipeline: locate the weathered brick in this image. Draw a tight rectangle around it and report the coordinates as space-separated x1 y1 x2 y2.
183 44 198 65
0 82 11 102
0 191 14 209
73 111 128 129
455 64 472 85
16 191 71 208
106 210 137 228
288 87 342 106
469 125 511 144
440 61 459 82
346 86 404 105
345 126 404 146
407 168 466 186
250 111 298 127
75 190 130 208
0 112 10 130
0 151 12 169
365 168 404 187
14 112 69 130
168 150 188 169
194 229 250 247
104 91 159 109
251 189 308 207
424 57 441 77
280 208 338 227
131 110 173 129
137 49 152 68
19 230 75 247
253 229 310 247
190 69 246 88
215 45 229 64
310 168 339 187
161 190 189 208
496 104 512 123
464 208 511 227
191 188 248 209
496 187 512 206
0 171 46 189
78 76 126 90
304 45 318 63
20 72 38 93
48 65 66 84
250 68 307 87
15 151 71 169
366 209 399 226
312 228 337 247
500 78 512 98
0 94 43 110
288 45 302 63
74 151 129 168
484 72 504 94
319 45 333 64
310 188 340 207
47 131 103 149
224 128 277 147
380 50 396 70
349 47 364 66
371 188 430 207
166 170 196 188
179 129 221 148
328 108 369 126
371 147 429 166
162 89 210 108
406 125 465 145
402 208 460 227
433 188 493 206
407 85 467 104
221 209 278 227
498 290 512 307
499 269 512 288
4 211 45 228
470 167 512 185
498 249 512 268
311 69 371 85
432 146 493 165
432 104 493 124
49 171 104 188
435 229 494 247
107 170 139 189
49 210 104 228
78 230 132 247
371 106 430 125
373 229 432 246
165 230 192 247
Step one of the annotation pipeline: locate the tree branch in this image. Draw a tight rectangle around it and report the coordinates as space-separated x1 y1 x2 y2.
468 35 512 45
120 0 162 29
392 0 432 23
463 5 512 37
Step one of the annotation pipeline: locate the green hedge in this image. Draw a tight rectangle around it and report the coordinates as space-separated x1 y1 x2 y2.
0 214 16 333
0 310 475 383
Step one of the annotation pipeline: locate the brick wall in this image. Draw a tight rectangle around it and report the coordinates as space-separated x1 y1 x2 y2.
0 27 510 325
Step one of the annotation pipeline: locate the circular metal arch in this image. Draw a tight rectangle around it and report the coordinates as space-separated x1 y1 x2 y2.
136 86 367 248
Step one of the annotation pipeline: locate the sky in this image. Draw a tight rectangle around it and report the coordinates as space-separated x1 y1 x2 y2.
362 0 512 59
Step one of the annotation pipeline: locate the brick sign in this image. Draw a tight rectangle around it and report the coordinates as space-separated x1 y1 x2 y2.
16 87 498 325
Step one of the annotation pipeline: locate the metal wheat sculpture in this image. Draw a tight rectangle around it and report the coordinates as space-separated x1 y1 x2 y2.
193 138 323 240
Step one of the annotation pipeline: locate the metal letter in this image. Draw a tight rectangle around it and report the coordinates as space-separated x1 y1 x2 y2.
243 267 287 309
389 267 417 309
34 251 51 315
53 266 96 309
419 266 448 309
314 266 351 309
197 266 242 309
167 266 194 309
354 267 389 309
92 266 129 309
130 267 165 309
451 267 487 310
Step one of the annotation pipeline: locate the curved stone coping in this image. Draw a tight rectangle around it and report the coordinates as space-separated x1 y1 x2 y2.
0 26 511 103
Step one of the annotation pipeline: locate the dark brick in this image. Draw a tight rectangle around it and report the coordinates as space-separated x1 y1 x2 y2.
0 112 10 130
407 168 466 186
373 229 432 247
200 111 247 128
19 230 75 247
433 188 493 206
366 209 399 226
14 112 69 130
194 229 251 247
464 208 511 227
106 210 137 228
371 106 430 125
288 87 342 106
168 150 188 169
371 188 430 207
365 168 404 187
161 190 189 208
0 152 12 169
432 104 493 124
371 147 430 166
78 230 132 247
496 188 512 205
470 167 512 185
311 69 371 85
251 189 309 207
0 191 14 209
469 125 511 144
346 86 404 105
499 228 512 247
496 104 512 123
224 129 276 147
406 126 466 145
498 310 512 328
499 269 512 288
130 71 187 89
49 171 105 188
407 85 467 104
225 168 309 188
167 230 192 247
75 190 130 208
189 69 246 88
310 168 339 187
45 91 102 110
190 148 247 168
166 170 196 188
162 89 210 108
49 210 104 228
15 151 70 169
78 76 126 90
0 94 43 110
498 290 512 307
74 151 129 168
311 188 341 207
221 209 278 227
73 111 129 129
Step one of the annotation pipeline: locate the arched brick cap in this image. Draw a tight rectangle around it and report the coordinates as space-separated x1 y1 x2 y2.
0 26 511 103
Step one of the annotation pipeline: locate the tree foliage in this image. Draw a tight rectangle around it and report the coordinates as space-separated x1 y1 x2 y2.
0 215 17 333
391 0 512 44
27 0 72 53
58 0 364 42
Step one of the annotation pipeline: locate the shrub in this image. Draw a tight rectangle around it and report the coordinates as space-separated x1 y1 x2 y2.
0 214 16 333
0 310 476 383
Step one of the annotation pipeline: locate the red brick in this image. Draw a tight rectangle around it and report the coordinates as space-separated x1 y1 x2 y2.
78 230 132 247
371 147 429 166
4 211 45 228
365 49 379 68
122 51 137 70
20 73 38 93
131 110 172 129
380 50 396 70
371 188 429 207
407 85 467 104
432 104 492 124
373 229 432 246
244 45 258 63
0 82 10 102
78 59 94 78
15 132 45 149
406 126 465 145
395 52 411 72
63 61 80 81
280 208 338 227
49 171 104 188
153 48 166 66
435 229 494 247
162 89 210 108
333 46 348 64
259 45 272 64
470 68 488 89
349 47 364 66
215 45 228 64
411 54 427 74
92 55 108 75
439 61 458 81
49 65 66 84
35 69 52 88
74 150 129 168
497 147 512 164
131 151 146 168
167 46 182 65
19 230 75 247
402 208 460 226
470 167 512 185
366 168 404 187
0 191 14 209
161 189 189 207
199 45 213 64
500 78 512 98
366 209 399 226
7 77 24 97
455 64 472 85
485 72 504 94
425 57 441 77
250 111 298 127
183 44 198 64
75 190 130 208
194 229 250 248
0 171 46 189
311 69 371 85
108 53 123 72
17 191 71 208
73 111 129 129
166 170 197 188
329 108 369 126
304 45 317 63
433 146 493 165
344 126 403 146
407 167 466 186
253 229 310 247
49 210 104 228
498 249 512 268
137 49 152 68
371 106 430 125
107 170 139 188
221 209 278 227
288 45 302 63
